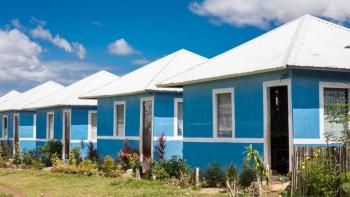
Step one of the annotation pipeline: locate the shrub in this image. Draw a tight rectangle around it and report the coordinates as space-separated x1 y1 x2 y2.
39 140 63 166
152 161 169 180
205 163 225 187
101 155 123 177
166 156 189 179
77 159 98 175
155 134 166 161
69 146 83 165
239 168 255 189
87 141 98 162
119 140 140 170
225 164 238 189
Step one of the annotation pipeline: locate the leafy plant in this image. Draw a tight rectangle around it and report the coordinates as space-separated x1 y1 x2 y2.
155 133 166 161
205 163 225 187
87 141 98 162
101 155 123 177
69 146 83 165
239 168 255 189
39 140 62 166
119 140 140 170
152 161 169 180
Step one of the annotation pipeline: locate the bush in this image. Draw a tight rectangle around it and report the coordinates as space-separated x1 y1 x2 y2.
77 159 98 175
39 140 62 166
151 156 189 181
205 163 225 187
239 168 255 189
152 161 169 180
155 134 166 161
20 151 44 169
69 146 83 165
87 141 98 162
101 155 123 177
119 140 140 170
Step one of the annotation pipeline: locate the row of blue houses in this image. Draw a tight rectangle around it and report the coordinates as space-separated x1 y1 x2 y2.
1 15 350 174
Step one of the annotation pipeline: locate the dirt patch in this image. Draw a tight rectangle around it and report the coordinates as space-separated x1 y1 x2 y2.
0 186 23 197
198 188 226 194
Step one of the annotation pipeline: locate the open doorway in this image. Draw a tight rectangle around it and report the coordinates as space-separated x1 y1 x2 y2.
141 99 152 160
63 110 71 159
13 114 19 155
269 86 289 174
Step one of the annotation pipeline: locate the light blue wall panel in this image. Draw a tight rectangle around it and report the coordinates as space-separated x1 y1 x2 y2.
19 111 34 138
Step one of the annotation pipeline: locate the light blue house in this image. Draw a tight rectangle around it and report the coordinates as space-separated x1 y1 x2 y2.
23 71 119 159
159 15 350 174
0 81 64 153
82 49 207 161
0 90 21 141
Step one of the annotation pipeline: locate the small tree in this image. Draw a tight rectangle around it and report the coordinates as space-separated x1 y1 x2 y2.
87 141 98 162
243 144 269 196
155 133 166 161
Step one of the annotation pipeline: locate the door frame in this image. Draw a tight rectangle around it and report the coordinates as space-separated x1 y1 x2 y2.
13 113 20 155
88 110 97 142
263 79 293 172
62 109 71 159
139 96 154 161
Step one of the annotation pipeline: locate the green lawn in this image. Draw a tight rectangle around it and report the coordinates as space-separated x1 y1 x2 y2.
0 168 225 197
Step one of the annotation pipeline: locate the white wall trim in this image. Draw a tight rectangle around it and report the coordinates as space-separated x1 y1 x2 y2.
113 101 126 137
153 136 183 141
184 137 264 143
174 98 183 137
88 110 97 141
293 138 327 144
2 115 8 139
98 135 140 140
212 88 235 138
319 82 350 142
46 111 54 140
263 79 293 171
139 96 154 161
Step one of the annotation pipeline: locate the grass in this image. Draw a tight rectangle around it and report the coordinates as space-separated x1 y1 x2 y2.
0 168 225 197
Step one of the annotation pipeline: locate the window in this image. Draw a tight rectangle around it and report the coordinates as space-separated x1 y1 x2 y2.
2 116 8 138
213 88 234 138
324 88 349 138
174 99 183 136
89 111 97 141
114 101 125 136
47 112 54 140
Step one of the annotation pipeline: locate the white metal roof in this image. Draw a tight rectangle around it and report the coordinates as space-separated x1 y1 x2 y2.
159 15 350 87
82 49 207 98
0 90 21 104
0 81 64 112
24 70 120 109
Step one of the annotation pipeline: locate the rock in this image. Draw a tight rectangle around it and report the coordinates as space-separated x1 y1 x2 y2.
122 169 133 178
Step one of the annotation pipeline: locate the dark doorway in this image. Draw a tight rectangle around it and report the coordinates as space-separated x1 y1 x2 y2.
142 100 152 159
13 114 19 155
269 86 289 174
63 111 71 159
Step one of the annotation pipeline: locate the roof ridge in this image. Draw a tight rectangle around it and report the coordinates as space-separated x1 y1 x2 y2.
143 50 181 90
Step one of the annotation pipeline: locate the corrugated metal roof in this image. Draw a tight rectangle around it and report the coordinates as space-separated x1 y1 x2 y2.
0 90 21 104
81 49 207 98
159 14 350 87
0 81 64 112
23 70 120 109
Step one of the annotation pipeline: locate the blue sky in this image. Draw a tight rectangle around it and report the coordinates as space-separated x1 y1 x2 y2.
0 0 349 94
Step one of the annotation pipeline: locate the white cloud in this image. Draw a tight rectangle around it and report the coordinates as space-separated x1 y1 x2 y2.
189 0 350 28
0 27 99 94
132 58 150 65
11 19 21 29
92 21 102 27
30 26 86 59
108 38 139 56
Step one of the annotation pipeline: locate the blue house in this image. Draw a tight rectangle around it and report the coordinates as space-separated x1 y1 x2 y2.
82 49 207 161
23 71 119 159
159 15 350 174
0 81 64 153
0 90 21 140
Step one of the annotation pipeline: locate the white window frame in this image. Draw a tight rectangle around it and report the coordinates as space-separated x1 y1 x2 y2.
114 101 126 137
46 111 54 140
88 110 97 142
174 98 183 137
2 115 8 139
319 82 350 141
212 88 235 138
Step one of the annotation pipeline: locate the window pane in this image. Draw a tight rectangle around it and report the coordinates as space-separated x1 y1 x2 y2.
324 88 348 138
116 104 125 136
217 93 232 137
177 102 183 136
91 113 97 140
48 114 53 139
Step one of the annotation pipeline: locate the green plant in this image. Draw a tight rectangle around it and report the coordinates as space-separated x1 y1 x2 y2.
12 142 21 165
166 156 189 179
239 168 255 189
155 133 166 161
39 140 62 166
69 146 83 165
152 161 169 180
101 155 124 177
225 164 238 191
87 141 98 162
77 159 98 175
205 163 225 188
119 140 140 170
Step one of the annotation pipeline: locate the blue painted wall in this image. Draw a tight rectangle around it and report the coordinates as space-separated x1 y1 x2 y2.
291 69 350 139
97 92 183 160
